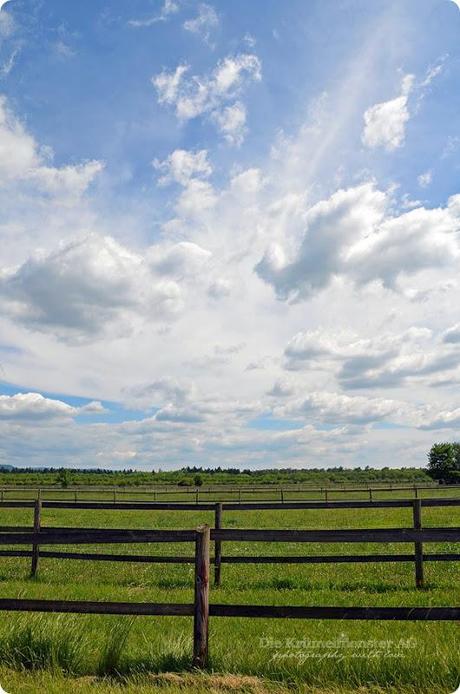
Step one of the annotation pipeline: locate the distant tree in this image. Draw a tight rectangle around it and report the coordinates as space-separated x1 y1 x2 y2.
427 443 460 483
178 477 193 487
57 468 71 488
194 474 203 487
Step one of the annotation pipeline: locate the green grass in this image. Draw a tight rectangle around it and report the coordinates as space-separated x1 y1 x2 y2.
0 500 457 692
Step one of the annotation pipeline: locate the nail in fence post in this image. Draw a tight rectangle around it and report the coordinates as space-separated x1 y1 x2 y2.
31 495 42 577
193 524 210 668
413 499 424 589
214 503 222 587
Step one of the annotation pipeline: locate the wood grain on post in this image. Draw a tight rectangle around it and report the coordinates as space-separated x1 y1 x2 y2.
31 497 41 577
193 524 210 668
413 499 424 589
214 503 222 587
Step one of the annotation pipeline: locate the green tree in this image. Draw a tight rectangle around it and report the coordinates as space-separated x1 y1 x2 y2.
194 474 203 487
427 443 459 483
57 468 71 488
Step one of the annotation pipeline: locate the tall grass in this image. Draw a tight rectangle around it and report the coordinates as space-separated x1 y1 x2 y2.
0 501 457 692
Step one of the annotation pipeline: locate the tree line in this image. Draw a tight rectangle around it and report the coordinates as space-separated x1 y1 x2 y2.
427 443 460 483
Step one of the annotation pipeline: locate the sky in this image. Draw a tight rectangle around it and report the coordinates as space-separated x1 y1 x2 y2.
1 0 460 470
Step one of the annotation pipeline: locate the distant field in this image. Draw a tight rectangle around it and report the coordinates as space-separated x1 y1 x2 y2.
0 496 458 693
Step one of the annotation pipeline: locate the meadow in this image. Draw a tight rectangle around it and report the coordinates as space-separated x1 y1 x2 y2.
0 488 458 693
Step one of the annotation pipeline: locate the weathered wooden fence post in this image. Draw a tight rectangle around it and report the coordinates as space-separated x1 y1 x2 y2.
413 499 424 589
214 503 222 587
193 524 210 668
369 488 373 502
31 495 42 577
325 488 328 503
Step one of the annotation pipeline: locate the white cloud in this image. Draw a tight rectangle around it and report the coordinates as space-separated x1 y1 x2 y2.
183 3 219 44
153 149 212 186
418 406 460 430
230 168 264 194
418 170 432 188
362 74 414 151
274 391 401 426
0 46 19 78
0 392 76 420
148 241 212 277
0 235 185 340
128 0 180 27
256 183 460 301
152 53 261 143
211 101 247 146
443 323 460 344
175 179 218 217
283 326 460 391
0 95 103 195
0 392 104 421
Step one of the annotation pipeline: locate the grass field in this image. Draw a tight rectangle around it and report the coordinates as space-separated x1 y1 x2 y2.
0 499 458 693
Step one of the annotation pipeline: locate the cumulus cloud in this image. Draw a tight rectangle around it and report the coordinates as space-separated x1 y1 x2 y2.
362 74 414 151
283 326 460 390
211 101 247 145
153 148 212 186
0 235 185 340
256 183 460 301
0 95 103 194
148 241 212 277
0 392 76 420
0 392 104 421
152 53 261 143
274 391 401 426
443 323 460 344
418 406 460 430
183 3 219 44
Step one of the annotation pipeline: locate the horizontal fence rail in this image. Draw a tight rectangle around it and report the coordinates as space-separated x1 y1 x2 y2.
1 482 459 505
1 497 460 587
210 528 460 542
0 497 460 511
0 523 458 668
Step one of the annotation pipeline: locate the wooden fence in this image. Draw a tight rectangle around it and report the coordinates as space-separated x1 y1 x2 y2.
1 497 460 587
0 524 459 667
1 481 459 504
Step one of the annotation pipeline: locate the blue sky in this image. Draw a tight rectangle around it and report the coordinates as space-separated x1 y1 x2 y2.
1 0 460 469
